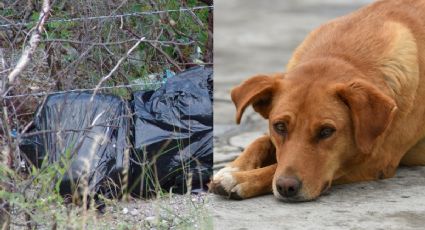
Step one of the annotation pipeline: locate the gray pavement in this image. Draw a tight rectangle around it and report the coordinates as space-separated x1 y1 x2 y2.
212 0 425 229
211 167 425 230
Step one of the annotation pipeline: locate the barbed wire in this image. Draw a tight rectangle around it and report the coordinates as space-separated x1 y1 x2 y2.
2 81 169 99
0 5 213 29
1 5 214 99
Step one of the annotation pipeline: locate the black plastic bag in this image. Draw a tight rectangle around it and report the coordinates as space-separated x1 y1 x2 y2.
20 92 131 198
130 66 213 196
19 66 213 199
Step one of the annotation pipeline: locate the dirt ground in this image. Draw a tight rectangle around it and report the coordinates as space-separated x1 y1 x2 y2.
212 0 425 229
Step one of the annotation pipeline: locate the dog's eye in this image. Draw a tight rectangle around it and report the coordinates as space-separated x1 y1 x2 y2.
273 122 288 135
317 127 335 139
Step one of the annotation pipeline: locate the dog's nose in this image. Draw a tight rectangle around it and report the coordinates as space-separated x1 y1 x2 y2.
276 176 301 198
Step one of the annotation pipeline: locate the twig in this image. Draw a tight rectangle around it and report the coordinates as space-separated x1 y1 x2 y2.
0 1 50 228
0 15 16 28
198 0 213 5
0 6 214 29
0 48 6 93
42 38 194 46
90 37 145 101
124 27 183 72
48 44 95 86
3 81 164 99
6 1 51 85
185 8 205 28
149 42 183 72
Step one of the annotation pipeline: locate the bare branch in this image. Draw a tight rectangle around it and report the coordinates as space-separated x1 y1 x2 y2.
124 27 184 72
0 1 50 227
149 42 184 72
5 0 51 87
0 48 6 93
41 38 194 46
90 36 145 101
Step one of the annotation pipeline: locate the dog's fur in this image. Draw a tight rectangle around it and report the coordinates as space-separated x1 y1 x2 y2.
210 0 425 201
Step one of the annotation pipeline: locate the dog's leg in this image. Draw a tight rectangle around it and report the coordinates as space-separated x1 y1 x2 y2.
330 139 424 185
210 135 276 199
213 135 275 176
400 138 425 166
228 135 276 171
209 164 277 199
333 161 399 185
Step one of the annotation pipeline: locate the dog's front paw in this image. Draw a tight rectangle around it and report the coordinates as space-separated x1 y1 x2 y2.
209 167 245 200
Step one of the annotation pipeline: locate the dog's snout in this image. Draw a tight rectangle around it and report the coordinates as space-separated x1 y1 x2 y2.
276 176 301 198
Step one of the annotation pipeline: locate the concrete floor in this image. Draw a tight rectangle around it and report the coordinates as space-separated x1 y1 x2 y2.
211 167 425 230
212 0 425 229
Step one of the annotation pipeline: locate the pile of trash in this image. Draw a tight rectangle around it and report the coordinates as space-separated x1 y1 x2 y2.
19 66 213 199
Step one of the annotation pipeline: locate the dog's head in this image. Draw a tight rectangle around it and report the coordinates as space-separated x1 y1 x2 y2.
231 61 397 201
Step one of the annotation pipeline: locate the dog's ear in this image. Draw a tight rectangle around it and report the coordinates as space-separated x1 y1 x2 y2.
231 74 283 124
336 80 397 154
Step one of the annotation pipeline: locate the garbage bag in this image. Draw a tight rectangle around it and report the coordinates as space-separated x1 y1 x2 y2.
19 92 131 198
130 66 213 196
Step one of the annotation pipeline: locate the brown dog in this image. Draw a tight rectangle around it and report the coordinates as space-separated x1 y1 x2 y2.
210 0 425 202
